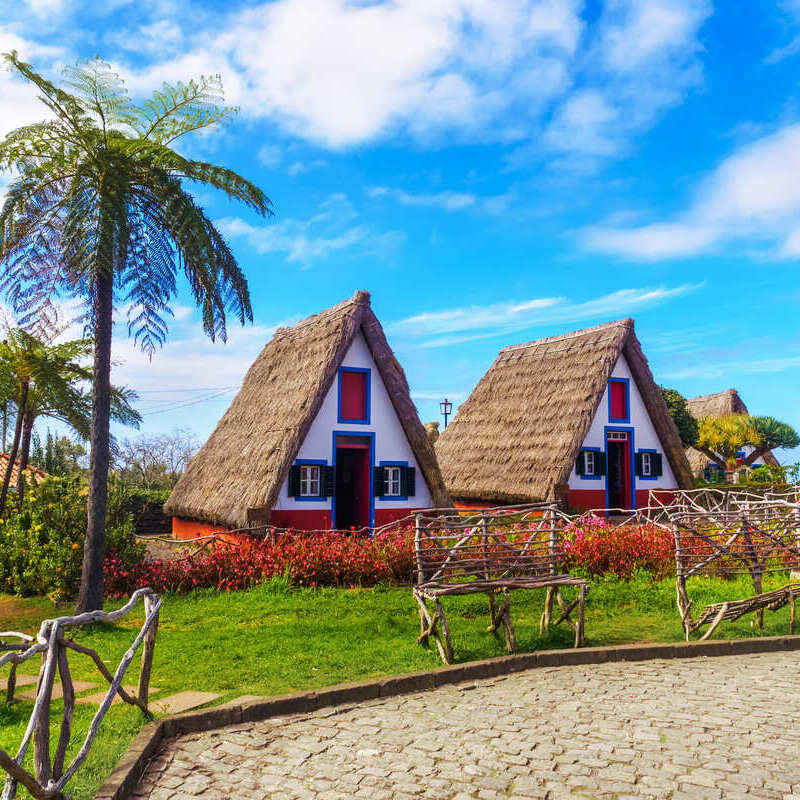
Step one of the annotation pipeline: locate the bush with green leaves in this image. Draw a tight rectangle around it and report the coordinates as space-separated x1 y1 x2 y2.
0 476 143 600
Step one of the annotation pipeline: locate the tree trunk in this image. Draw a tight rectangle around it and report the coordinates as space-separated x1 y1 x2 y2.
17 409 35 499
77 262 114 613
725 468 735 484
0 386 28 513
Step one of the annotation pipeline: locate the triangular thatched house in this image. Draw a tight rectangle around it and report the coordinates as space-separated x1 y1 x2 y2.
165 291 450 535
435 318 693 512
685 389 780 479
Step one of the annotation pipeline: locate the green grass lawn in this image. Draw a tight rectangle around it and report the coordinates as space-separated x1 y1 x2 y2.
1 572 796 799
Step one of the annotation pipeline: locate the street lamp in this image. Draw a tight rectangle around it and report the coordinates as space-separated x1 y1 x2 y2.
440 398 453 428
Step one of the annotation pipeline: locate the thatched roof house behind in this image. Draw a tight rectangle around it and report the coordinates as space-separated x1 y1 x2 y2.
685 389 780 477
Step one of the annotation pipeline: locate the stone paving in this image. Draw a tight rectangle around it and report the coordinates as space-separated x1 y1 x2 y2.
132 651 800 800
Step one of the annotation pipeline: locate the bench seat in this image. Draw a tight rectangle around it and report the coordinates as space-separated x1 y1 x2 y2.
416 575 586 598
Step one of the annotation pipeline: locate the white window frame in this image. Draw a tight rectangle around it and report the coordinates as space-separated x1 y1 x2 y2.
385 466 402 496
607 430 628 441
641 452 652 477
300 464 321 497
583 450 596 476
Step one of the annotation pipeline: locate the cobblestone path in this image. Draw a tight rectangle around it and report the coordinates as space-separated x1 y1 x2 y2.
133 652 800 800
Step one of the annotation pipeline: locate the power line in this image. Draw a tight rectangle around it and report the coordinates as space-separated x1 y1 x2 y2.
139 388 238 416
133 386 239 394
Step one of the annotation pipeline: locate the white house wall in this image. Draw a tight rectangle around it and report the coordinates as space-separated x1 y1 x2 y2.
567 353 678 491
274 331 433 510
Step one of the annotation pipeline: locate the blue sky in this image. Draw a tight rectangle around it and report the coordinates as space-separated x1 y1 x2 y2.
2 0 800 462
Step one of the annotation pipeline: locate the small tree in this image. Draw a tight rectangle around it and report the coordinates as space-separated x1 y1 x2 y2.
661 387 698 448
115 428 199 489
0 328 141 509
744 416 800 468
696 413 799 483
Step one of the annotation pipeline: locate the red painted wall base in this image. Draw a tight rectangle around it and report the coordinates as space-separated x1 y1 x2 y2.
172 508 424 537
269 509 332 530
566 489 608 512
172 517 227 541
374 508 420 527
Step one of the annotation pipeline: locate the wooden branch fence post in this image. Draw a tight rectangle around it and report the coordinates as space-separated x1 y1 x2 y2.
0 589 161 800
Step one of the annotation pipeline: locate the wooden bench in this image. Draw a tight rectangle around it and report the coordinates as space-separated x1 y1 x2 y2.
671 504 800 640
412 507 588 664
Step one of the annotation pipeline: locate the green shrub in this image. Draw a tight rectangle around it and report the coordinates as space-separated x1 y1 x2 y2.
0 476 143 600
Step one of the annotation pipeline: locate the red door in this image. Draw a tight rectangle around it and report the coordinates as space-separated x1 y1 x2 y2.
334 438 371 529
607 432 632 509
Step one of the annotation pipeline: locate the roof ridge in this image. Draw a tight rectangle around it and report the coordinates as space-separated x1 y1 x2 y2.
272 291 369 340
689 388 739 402
499 318 632 354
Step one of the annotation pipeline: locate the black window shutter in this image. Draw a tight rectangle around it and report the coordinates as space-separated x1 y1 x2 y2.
595 452 607 476
373 466 385 497
634 452 644 477
652 453 663 477
288 465 301 497
322 466 335 497
402 466 416 497
575 451 586 476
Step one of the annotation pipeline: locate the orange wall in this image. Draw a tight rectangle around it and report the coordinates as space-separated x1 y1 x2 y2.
172 517 228 540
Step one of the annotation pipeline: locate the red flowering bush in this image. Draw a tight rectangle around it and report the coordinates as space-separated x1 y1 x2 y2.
104 527 417 598
104 517 682 598
562 516 675 578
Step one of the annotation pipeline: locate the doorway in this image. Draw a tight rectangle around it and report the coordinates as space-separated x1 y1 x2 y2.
606 430 632 509
334 436 371 529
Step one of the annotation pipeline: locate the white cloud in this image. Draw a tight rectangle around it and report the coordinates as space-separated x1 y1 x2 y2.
369 186 477 212
0 32 64 139
22 0 67 15
766 1 800 63
537 0 710 166
584 222 720 259
110 321 279 396
116 0 583 148
108 19 184 55
390 284 701 347
597 0 708 73
584 123 800 259
368 185 517 215
287 159 326 176
662 353 800 381
217 193 403 267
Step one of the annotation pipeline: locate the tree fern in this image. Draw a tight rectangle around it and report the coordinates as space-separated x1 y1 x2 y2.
0 52 272 610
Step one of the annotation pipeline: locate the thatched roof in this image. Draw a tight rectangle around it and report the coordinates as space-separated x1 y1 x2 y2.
435 318 694 504
165 291 451 528
685 389 780 473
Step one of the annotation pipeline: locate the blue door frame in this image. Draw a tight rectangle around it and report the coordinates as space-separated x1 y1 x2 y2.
604 426 636 510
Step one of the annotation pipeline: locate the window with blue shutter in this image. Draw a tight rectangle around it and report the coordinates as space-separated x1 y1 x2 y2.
289 460 330 500
375 462 415 499
636 450 661 480
577 449 603 480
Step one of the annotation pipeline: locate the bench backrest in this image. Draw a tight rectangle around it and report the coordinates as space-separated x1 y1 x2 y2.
414 507 564 586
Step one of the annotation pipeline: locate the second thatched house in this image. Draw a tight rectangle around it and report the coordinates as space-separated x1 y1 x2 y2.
165 291 450 536
685 389 780 480
435 318 694 512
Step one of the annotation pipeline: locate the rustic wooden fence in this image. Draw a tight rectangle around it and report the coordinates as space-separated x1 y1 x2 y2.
0 588 160 800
